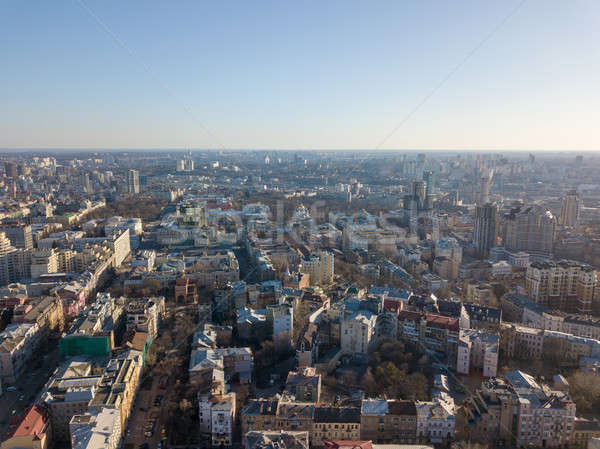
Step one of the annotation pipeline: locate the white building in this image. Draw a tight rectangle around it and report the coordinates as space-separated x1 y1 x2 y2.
340 311 377 358
491 261 512 279
457 330 499 378
198 392 236 447
416 391 456 443
70 407 122 449
267 304 293 348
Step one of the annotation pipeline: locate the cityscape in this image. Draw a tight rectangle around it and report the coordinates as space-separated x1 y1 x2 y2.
2 1 600 449
0 151 599 449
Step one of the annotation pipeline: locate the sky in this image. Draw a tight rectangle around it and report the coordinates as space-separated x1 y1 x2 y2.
1 0 599 151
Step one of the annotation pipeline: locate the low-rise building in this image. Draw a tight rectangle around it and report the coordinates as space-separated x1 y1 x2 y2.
415 391 455 443
285 367 321 402
69 407 121 449
360 399 417 444
312 407 361 447
0 405 51 449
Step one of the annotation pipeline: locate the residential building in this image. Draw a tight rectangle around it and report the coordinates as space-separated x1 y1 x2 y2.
525 260 597 313
503 204 556 255
127 169 139 194
241 400 279 437
415 391 455 443
0 405 51 449
559 189 581 229
312 407 361 447
198 391 237 447
457 330 498 377
285 367 321 402
267 303 293 349
360 399 417 444
573 419 600 449
463 370 576 448
473 203 497 258
69 407 121 449
0 322 40 383
245 430 309 449
396 311 460 368
340 310 377 359
301 251 334 285
0 224 33 250
189 347 253 385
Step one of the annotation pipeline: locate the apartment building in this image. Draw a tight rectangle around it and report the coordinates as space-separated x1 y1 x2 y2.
0 405 51 449
526 260 597 313
0 322 40 383
69 407 121 449
245 430 309 449
312 407 361 447
42 355 142 442
463 370 576 448
457 329 499 377
241 400 279 437
125 296 164 341
30 248 59 280
415 391 455 443
360 399 417 444
198 391 237 447
60 293 124 358
340 310 377 359
267 303 293 349
189 347 253 385
300 251 334 285
397 311 460 368
285 367 321 402
500 323 544 360
12 295 65 338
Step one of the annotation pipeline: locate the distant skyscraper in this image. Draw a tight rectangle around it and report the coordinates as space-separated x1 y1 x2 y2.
558 190 581 229
4 161 17 179
423 170 434 196
127 169 140 194
473 203 498 258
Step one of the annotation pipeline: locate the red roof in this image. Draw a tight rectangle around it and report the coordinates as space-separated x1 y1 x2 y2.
397 310 459 332
425 313 459 332
5 405 48 439
383 299 401 314
324 441 373 449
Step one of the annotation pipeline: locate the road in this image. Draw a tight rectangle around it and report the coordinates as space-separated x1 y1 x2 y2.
0 342 60 439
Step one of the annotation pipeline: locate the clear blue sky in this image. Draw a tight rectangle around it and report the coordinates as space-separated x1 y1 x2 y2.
1 0 599 150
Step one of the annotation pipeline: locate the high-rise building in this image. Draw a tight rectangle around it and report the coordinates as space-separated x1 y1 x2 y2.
525 260 598 313
301 251 334 285
473 203 498 258
4 161 18 179
127 169 139 194
0 224 33 249
503 205 556 255
423 170 434 196
559 190 581 229
0 232 18 286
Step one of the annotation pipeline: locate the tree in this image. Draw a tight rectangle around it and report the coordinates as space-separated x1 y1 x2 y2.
568 371 600 414
492 283 508 301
